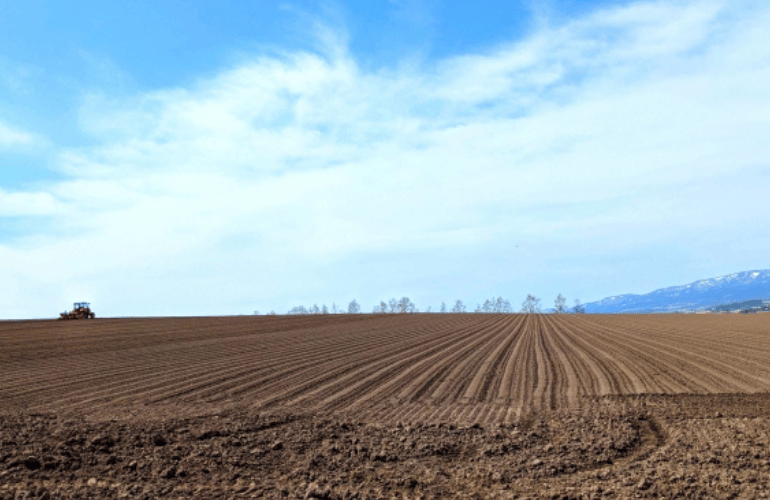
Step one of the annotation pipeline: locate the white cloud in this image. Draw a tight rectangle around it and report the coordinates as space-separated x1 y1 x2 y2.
1 0 770 318
0 188 62 216
0 120 35 147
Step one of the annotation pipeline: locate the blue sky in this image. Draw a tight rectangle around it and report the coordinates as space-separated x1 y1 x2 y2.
1 0 769 318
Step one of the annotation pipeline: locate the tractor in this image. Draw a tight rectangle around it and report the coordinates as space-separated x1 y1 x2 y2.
59 302 96 320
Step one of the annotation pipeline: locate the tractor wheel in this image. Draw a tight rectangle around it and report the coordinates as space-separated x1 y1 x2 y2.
90 313 95 319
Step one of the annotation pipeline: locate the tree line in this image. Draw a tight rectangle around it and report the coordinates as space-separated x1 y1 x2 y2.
255 294 587 315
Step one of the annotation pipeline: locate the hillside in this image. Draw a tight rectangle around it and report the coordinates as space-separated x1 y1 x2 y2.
583 270 770 313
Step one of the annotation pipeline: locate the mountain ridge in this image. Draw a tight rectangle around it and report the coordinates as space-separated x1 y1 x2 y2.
581 270 770 313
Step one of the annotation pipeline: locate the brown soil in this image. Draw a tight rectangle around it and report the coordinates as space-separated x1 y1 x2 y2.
1 314 770 498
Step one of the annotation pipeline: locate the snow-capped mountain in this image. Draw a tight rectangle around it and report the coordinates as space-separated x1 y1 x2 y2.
582 270 770 313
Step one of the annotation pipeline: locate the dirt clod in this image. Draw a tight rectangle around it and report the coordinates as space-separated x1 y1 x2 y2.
159 466 176 479
636 476 653 490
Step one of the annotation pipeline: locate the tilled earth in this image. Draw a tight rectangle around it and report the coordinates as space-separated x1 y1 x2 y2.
3 315 770 498
3 394 770 499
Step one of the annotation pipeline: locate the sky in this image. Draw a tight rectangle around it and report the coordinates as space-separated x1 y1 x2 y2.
1 0 769 318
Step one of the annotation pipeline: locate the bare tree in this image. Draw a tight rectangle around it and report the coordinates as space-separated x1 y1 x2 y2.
267 310 277 315
322 304 329 314
253 310 260 315
425 306 432 313
554 294 567 314
388 298 398 314
451 300 466 313
521 294 541 314
574 299 586 314
287 305 308 315
348 299 360 314
372 301 389 313
474 296 513 313
440 302 447 313
397 297 416 313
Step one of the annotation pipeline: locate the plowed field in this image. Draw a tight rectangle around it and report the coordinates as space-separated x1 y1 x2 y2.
3 314 770 421
2 314 770 499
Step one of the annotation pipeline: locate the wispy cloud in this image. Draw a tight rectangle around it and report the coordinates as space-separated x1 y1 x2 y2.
0 120 36 148
1 0 769 318
0 189 62 216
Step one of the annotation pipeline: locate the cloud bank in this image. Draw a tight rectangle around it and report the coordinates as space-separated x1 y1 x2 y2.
2 0 769 318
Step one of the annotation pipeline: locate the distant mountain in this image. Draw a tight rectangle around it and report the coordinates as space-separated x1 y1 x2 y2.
582 270 770 313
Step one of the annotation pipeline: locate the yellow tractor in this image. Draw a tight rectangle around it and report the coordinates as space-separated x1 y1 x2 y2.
59 302 96 320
